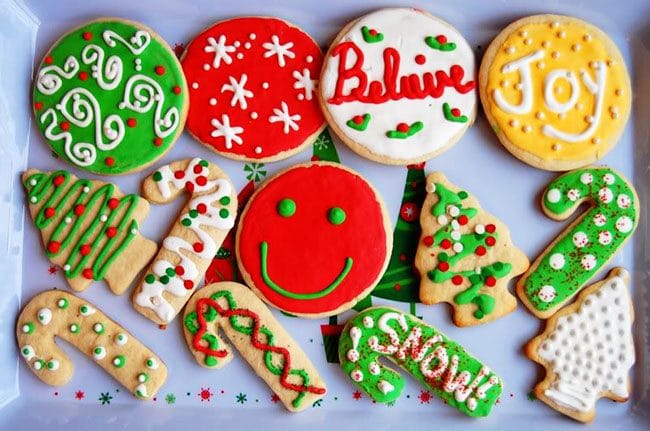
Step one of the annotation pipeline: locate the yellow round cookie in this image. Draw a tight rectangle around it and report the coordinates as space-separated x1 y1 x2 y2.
479 15 631 171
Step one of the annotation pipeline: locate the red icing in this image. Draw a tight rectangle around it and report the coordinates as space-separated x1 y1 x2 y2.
196 203 207 214
451 108 461 117
458 214 468 225
436 35 447 44
182 17 325 160
415 54 426 65
154 137 163 146
82 268 93 279
60 122 70 131
105 157 115 166
440 238 451 249
369 29 378 37
155 65 166 75
47 241 60 253
485 236 496 246
237 163 389 315
107 198 119 210
44 207 56 218
193 242 204 253
438 261 449 271
326 42 475 105
44 56 53 65
74 204 85 215
475 246 486 256
126 118 137 127
485 276 496 287
486 224 496 233
396 122 409 133
106 227 117 238
52 175 65 186
451 275 463 285
423 235 434 246
196 176 207 186
172 85 182 95
175 265 185 276
82 31 92 41
192 297 326 396
79 71 89 81
184 280 194 290
35 102 43 111
79 244 91 256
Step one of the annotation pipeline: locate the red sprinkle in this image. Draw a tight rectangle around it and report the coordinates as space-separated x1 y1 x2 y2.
185 181 195 193
153 137 163 146
451 108 461 117
44 207 56 218
196 203 207 214
458 214 468 225
52 175 65 186
394 283 401 291
155 65 166 75
172 85 182 95
352 115 364 125
310 155 320 161
174 170 185 179
80 244 91 256
60 121 70 131
82 268 93 279
485 276 497 287
396 123 410 133
415 54 426 65
475 246 486 256
106 227 117 238
193 242 204 253
184 280 194 290
175 265 185 276
440 238 452 249
44 56 53 65
486 224 496 233
107 198 119 209
105 157 115 166
82 31 92 41
47 241 60 254
79 71 89 81
452 275 463 285
369 29 378 36
423 235 434 247
34 102 44 111
485 236 496 246
195 176 207 186
438 261 450 272
193 164 203 174
74 204 85 216
126 118 137 128
436 35 448 44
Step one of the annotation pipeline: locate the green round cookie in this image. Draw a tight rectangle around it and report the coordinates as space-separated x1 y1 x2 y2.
32 19 188 175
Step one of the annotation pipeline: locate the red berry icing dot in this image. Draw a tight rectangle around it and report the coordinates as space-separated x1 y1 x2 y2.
352 115 364 125
475 246 486 256
184 280 194 290
486 224 496 233
438 261 450 272
106 227 117 238
105 157 115 166
422 235 434 247
485 276 497 287
153 137 163 146
193 242 204 253
79 244 91 256
107 198 119 209
457 214 468 225
82 268 93 279
44 207 56 218
369 29 378 36
185 181 195 193
126 118 137 128
155 65 166 75
44 56 53 65
196 176 207 186
174 170 185 179
175 265 185 276
415 54 426 65
74 204 85 216
193 164 203 174
485 236 496 246
440 238 452 249
451 108 461 117
172 85 182 95
451 275 463 285
47 241 61 253
196 203 207 214
52 175 65 186
79 71 89 81
60 121 70 131
34 102 43 111
436 35 447 44
396 123 410 133
82 31 92 41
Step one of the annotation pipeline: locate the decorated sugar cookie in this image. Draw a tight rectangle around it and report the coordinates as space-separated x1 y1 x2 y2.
236 162 392 318
517 167 638 318
132 158 237 324
319 8 477 165
339 307 502 417
183 282 327 412
526 268 634 422
23 168 157 294
415 173 529 326
182 17 325 161
479 15 631 171
17 290 167 399
33 19 188 175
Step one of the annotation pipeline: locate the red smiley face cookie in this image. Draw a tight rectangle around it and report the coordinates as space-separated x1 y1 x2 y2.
236 162 392 317
182 17 325 162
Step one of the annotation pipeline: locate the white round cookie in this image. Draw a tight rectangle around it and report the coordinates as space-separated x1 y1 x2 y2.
320 8 477 165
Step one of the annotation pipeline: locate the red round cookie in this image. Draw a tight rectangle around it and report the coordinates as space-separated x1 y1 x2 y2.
182 17 325 161
236 162 391 317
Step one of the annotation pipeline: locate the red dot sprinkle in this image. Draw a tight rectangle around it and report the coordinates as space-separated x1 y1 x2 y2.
369 29 378 36
415 54 426 65
35 102 43 111
438 261 450 272
452 275 463 285
172 86 181 95
79 71 89 81
436 35 448 44
52 175 65 186
44 56 53 65
451 108 461 117
106 227 117 238
74 204 85 216
105 157 115 166
82 31 92 41
485 236 496 246
196 176 207 186
47 241 61 254
126 118 137 128
486 224 496 233
82 268 93 279
458 215 468 225
155 65 166 75
185 182 195 193
108 198 119 209
485 276 497 287
310 155 320 161
394 283 401 291
44 207 56 218
423 236 434 246
475 246 486 256
80 244 91 256
440 239 452 249
196 203 207 214
193 242 204 253
175 265 185 276
184 280 194 290
60 121 70 131
153 137 163 146
352 115 364 125
174 170 185 179
193 164 203 174
396 123 410 133
399 253 406 262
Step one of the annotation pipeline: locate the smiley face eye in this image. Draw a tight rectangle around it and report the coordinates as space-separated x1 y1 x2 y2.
328 207 346 225
277 198 296 217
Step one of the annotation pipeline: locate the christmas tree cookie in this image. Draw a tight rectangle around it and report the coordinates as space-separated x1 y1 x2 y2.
526 268 634 422
338 306 502 417
33 19 188 175
320 8 476 165
132 158 237 325
182 17 325 162
479 15 631 171
17 290 167 399
517 167 638 319
183 282 326 412
415 173 529 326
23 169 156 294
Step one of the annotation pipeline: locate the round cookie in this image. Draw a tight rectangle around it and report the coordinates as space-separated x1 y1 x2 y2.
479 15 631 171
182 17 325 162
236 162 392 318
319 8 477 165
33 18 188 175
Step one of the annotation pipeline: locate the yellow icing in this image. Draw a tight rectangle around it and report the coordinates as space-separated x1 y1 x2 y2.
486 18 631 162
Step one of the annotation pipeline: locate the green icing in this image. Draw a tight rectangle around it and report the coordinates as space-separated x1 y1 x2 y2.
33 20 187 175
524 167 638 311
338 307 502 417
24 171 140 282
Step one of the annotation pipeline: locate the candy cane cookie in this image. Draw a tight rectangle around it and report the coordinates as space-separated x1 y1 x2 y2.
183 282 327 412
23 168 157 294
339 306 502 417
132 158 237 324
517 167 638 318
17 290 167 399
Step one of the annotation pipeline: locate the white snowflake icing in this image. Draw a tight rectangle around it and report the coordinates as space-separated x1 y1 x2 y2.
313 134 329 151
221 74 254 109
269 101 301 134
210 114 244 149
204 35 236 68
263 35 295 67
292 68 316 100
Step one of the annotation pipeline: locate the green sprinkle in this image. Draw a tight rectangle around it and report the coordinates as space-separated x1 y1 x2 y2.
112 355 126 368
189 209 198 218
138 373 149 383
146 358 158 369
165 267 176 277
69 323 79 333
153 171 163 182
458 191 469 199
328 207 346 225
439 252 449 262
56 298 68 309
219 208 229 218
277 198 296 217
205 356 218 367
145 274 155 284
21 322 35 334
219 196 231 205
181 218 191 226
93 323 104 334
199 160 208 167
160 275 169 285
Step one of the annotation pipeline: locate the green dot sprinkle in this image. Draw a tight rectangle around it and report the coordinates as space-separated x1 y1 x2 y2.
153 171 163 182
219 196 231 205
189 209 198 218
458 191 469 199
165 267 176 277
93 323 104 334
112 355 126 368
219 208 229 218
22 322 35 334
146 358 158 369
181 218 191 226
69 324 79 333
46 360 58 370
439 252 449 262
277 198 296 217
328 207 346 225
145 274 155 284
160 275 169 285
205 356 218 367
56 298 68 309
138 373 149 383
199 160 208 167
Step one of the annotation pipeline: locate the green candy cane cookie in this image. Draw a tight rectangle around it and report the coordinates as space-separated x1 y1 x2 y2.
339 306 502 417
33 19 188 175
517 167 639 318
